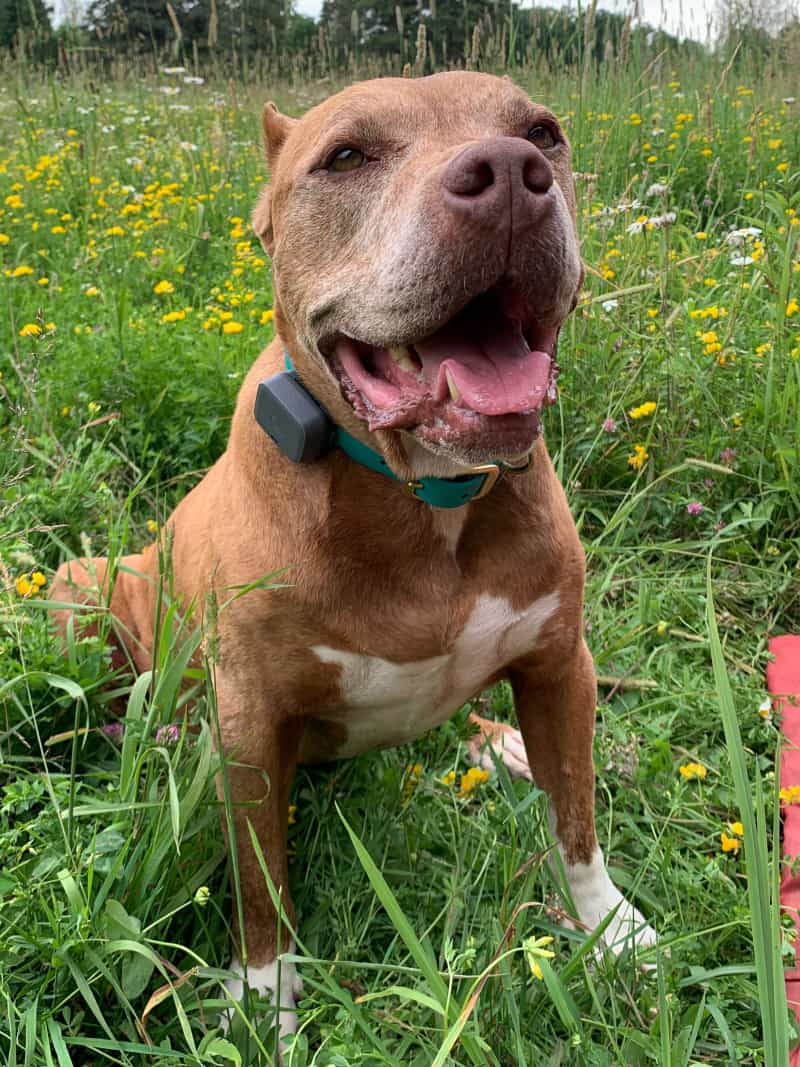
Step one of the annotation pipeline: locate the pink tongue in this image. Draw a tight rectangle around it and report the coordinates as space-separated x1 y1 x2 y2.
414 316 552 415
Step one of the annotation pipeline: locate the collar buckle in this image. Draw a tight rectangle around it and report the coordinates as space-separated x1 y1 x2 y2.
469 464 502 500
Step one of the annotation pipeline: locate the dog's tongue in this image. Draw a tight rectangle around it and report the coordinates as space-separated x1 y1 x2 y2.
414 315 552 415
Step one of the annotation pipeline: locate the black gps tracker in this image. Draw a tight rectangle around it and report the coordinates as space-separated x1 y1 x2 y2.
254 370 335 464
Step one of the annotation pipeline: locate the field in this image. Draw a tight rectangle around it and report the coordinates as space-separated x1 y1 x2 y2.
1 48 799 1066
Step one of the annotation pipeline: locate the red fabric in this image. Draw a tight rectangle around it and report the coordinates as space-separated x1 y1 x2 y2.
768 634 800 1061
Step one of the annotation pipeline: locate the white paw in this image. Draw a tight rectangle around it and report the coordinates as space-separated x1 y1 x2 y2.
561 848 656 957
224 946 301 1043
467 719 534 782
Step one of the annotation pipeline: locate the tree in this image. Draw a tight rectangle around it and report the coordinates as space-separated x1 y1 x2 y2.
0 0 53 49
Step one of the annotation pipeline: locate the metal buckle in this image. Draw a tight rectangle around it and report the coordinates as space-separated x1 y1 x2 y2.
403 479 424 498
468 464 502 500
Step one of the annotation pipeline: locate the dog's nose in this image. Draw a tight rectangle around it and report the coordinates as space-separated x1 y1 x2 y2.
442 137 553 220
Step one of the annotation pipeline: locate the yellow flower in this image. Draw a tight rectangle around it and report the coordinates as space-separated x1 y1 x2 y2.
38 277 49 286
720 832 740 854
629 401 657 420
260 308 275 326
627 444 649 470
679 762 707 780
61 405 71 416
768 138 783 149
458 767 490 797
153 279 175 295
695 231 707 240
105 225 125 237
5 193 23 209
755 342 772 356
222 321 244 334
777 162 789 172
161 310 186 323
441 770 457 787
656 620 668 636
288 804 297 826
8 264 34 277
16 575 34 597
787 298 799 318
84 286 101 297
0 233 9 244
19 323 42 337
87 401 101 415
523 935 556 981
146 519 159 534
729 822 744 837
780 785 800 805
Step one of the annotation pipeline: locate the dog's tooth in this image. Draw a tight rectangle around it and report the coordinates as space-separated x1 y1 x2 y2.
389 345 417 374
445 369 460 403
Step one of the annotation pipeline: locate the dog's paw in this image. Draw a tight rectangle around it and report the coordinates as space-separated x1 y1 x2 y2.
467 715 533 782
223 949 301 1044
562 850 656 959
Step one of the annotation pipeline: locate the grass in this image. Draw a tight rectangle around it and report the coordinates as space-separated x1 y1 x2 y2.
1 43 799 1066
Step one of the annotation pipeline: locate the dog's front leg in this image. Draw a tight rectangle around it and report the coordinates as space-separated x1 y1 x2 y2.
510 639 656 956
216 685 304 1043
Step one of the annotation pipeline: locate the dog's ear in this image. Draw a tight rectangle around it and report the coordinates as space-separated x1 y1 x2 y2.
252 184 274 254
262 102 296 167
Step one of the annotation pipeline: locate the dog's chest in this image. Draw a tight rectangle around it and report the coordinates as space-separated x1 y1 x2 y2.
311 591 559 756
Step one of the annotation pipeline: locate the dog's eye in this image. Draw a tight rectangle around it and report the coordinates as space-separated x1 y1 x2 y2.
328 147 365 172
527 125 557 150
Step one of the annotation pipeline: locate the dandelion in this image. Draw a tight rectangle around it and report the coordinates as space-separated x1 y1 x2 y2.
0 233 10 244
458 767 490 797
260 309 275 326
629 401 656 420
679 762 707 780
787 298 799 318
84 286 101 297
686 502 704 516
19 323 42 337
161 310 186 323
153 279 175 295
7 264 34 277
15 571 46 597
222 321 244 334
627 444 649 470
720 832 741 854
523 935 556 980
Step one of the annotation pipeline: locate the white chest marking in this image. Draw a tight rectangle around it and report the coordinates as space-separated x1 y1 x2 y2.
312 591 559 756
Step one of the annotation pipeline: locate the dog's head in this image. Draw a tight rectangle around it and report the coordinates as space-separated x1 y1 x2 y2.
254 72 583 470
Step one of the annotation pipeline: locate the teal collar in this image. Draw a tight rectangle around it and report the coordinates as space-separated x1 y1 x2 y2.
284 353 531 509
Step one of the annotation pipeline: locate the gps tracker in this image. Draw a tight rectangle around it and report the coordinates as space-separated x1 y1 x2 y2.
254 370 334 464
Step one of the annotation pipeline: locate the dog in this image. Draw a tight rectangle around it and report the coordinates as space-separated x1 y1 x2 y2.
51 70 656 1044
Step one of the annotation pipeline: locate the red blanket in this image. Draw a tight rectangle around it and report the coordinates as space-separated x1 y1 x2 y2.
768 634 800 1059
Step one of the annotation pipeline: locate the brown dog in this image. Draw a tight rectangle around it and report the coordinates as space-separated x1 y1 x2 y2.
52 71 655 1041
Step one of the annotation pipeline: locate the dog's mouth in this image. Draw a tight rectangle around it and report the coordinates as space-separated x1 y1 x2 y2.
328 289 560 454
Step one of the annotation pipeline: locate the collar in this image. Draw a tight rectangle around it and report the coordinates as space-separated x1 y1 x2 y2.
284 353 532 509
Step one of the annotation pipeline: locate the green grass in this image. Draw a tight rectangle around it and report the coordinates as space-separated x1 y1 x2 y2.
1 47 799 1065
